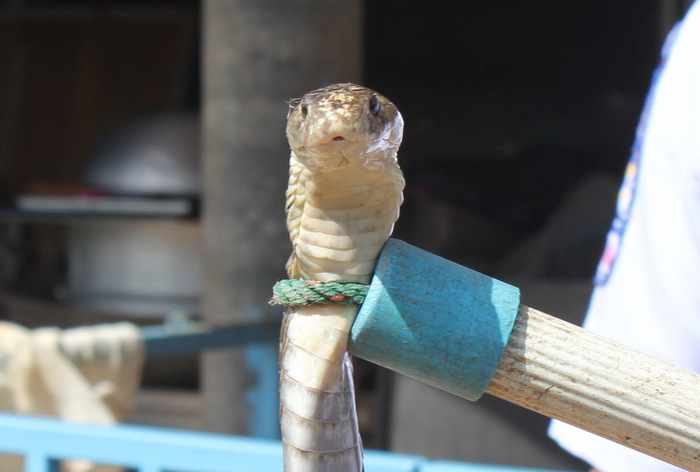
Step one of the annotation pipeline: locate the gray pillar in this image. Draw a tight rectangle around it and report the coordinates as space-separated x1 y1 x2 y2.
202 1 362 435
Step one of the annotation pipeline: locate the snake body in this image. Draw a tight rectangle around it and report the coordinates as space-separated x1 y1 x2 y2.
280 83 405 471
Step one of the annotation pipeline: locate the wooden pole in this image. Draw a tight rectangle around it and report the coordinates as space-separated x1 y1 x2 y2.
350 239 700 471
202 0 361 435
487 305 700 471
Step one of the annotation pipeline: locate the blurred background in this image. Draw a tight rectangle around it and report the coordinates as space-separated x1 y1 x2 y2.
0 0 693 470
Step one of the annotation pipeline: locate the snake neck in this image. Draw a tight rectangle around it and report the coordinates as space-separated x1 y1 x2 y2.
294 160 403 283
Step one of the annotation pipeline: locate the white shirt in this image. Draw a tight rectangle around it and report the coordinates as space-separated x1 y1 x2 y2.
548 2 700 471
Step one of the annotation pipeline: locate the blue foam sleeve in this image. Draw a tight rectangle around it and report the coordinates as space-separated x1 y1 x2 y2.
349 239 520 401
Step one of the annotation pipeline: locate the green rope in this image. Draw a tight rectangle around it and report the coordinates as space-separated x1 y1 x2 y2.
270 279 369 307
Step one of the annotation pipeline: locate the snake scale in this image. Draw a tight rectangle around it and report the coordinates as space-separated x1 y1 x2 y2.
280 83 405 471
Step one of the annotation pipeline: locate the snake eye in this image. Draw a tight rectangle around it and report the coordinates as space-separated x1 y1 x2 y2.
301 104 308 118
369 94 381 115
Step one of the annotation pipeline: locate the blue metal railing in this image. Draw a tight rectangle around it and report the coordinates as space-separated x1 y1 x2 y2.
139 318 282 437
139 320 280 356
0 413 569 472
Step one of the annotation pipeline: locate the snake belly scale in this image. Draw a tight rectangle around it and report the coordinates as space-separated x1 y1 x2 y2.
280 83 405 471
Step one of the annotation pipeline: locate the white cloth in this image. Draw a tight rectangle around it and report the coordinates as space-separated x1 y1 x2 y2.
0 322 143 472
548 3 700 471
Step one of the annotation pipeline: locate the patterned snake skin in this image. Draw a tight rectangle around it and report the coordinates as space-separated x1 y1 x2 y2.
280 83 405 471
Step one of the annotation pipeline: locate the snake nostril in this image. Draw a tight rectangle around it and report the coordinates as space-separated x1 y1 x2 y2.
332 136 345 142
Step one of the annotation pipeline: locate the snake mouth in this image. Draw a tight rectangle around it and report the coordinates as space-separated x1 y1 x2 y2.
294 135 368 161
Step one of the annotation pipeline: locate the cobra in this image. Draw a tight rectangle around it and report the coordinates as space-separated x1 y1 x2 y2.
280 83 405 471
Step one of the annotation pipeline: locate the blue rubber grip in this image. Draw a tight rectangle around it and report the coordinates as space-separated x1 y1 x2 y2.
349 239 520 401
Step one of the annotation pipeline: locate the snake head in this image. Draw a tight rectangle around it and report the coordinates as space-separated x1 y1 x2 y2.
286 83 403 170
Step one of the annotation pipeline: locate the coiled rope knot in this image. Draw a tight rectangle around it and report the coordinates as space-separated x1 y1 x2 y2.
270 279 369 307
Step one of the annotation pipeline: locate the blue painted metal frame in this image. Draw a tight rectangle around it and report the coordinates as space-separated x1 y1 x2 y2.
421 463 571 472
139 320 280 356
0 414 570 472
139 319 281 438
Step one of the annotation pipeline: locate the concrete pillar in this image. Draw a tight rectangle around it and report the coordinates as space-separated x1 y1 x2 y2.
202 1 362 435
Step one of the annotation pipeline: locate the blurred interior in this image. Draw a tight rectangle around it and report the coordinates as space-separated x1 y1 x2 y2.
0 1 693 470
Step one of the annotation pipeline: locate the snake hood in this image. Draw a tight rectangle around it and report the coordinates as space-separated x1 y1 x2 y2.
284 83 405 281
286 83 404 171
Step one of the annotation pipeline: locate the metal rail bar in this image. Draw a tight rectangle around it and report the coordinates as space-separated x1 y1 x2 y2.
140 320 280 355
0 413 568 472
